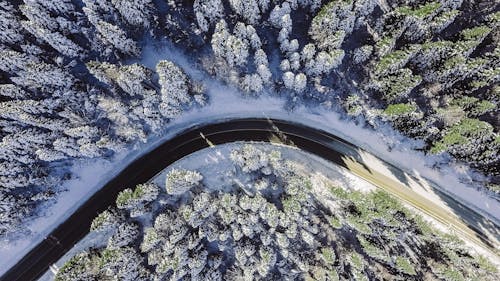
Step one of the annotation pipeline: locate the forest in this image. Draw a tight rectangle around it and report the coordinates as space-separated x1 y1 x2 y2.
55 145 498 280
0 0 498 250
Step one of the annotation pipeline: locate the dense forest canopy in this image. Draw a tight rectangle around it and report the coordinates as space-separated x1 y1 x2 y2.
56 145 499 280
0 0 498 244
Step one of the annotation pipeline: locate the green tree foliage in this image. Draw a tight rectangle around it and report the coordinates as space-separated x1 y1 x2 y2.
58 145 499 281
1 0 499 247
383 103 417 116
432 118 494 153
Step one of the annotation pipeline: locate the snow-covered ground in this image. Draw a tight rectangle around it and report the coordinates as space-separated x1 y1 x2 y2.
39 142 379 281
139 42 500 224
39 141 500 280
2 42 499 275
149 142 376 194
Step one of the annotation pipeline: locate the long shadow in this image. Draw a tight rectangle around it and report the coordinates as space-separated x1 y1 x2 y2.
2 117 498 281
366 147 500 250
427 183 500 248
269 119 500 252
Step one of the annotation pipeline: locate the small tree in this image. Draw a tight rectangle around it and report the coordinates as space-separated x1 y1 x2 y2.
165 169 203 195
156 60 193 118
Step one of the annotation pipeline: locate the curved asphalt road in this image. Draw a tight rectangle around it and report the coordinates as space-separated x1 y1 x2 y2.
1 118 499 281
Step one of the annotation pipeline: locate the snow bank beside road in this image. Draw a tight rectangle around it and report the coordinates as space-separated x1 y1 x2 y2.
2 43 498 276
39 142 378 280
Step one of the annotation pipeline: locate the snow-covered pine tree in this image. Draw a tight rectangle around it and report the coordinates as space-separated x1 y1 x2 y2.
194 0 224 32
156 60 194 118
0 2 24 45
111 0 155 28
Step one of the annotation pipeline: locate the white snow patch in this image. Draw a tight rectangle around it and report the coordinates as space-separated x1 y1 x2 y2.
2 41 499 275
150 142 376 194
39 141 370 280
38 230 111 281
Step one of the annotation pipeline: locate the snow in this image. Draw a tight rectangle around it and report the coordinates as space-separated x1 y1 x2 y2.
0 150 132 274
39 140 500 280
38 231 111 281
38 141 378 280
2 40 499 275
150 142 376 194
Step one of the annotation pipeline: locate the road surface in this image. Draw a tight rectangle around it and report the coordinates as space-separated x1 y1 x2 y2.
1 118 498 281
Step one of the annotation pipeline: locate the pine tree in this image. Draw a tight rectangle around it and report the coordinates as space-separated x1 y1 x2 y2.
11 62 75 92
165 169 203 195
97 95 146 143
0 161 34 189
0 84 31 100
0 2 24 45
0 49 35 74
24 0 76 15
194 0 224 32
211 20 250 68
156 60 193 118
229 0 265 25
111 0 154 28
21 21 85 58
0 99 67 131
95 20 140 56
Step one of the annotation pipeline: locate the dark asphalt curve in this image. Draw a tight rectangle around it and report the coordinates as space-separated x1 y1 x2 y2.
1 118 498 281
